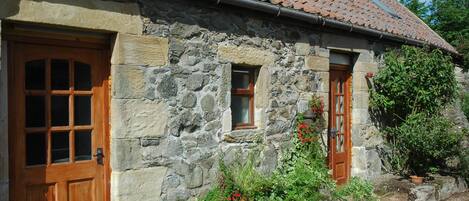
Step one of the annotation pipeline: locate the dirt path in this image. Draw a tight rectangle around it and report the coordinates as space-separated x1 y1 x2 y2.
379 191 469 201
444 191 469 201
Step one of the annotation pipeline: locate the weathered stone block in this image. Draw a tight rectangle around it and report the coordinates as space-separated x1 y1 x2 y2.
223 130 263 143
305 56 329 72
409 185 436 201
352 92 369 110
352 146 367 171
157 75 178 99
111 65 145 99
351 72 371 92
3 0 142 34
217 45 275 65
111 99 169 138
111 167 167 201
366 149 381 180
316 72 329 92
222 109 232 133
185 165 203 189
354 62 378 73
186 74 206 91
181 92 197 108
352 108 369 125
295 42 310 56
111 138 142 171
201 95 215 113
112 33 169 66
255 67 270 108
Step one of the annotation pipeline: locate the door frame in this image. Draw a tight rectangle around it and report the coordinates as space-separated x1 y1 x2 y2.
328 64 352 184
6 30 111 201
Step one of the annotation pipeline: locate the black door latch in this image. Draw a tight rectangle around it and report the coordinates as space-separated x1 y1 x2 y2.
94 148 104 165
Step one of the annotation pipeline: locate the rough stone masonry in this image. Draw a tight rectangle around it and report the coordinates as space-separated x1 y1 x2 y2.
108 0 386 200
0 0 421 200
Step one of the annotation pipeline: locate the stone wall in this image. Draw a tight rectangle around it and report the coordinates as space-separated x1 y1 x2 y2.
0 0 391 200
108 0 386 199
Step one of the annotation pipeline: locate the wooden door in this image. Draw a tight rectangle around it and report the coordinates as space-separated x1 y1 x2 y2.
8 39 110 201
328 68 351 185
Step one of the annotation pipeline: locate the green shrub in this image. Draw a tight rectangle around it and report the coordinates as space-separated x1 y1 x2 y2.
387 113 466 176
201 96 378 200
370 45 457 122
334 177 377 201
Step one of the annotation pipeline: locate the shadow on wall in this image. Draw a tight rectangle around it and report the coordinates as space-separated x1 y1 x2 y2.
0 0 138 19
138 0 399 52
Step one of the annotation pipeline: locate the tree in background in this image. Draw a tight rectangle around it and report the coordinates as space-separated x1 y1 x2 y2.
431 0 469 69
400 0 469 69
399 0 431 23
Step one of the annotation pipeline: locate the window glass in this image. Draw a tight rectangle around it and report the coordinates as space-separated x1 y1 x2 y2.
25 60 46 90
232 70 250 89
231 96 250 125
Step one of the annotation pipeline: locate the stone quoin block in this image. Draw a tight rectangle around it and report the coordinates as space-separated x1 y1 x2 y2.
111 167 167 201
305 55 330 72
112 33 169 66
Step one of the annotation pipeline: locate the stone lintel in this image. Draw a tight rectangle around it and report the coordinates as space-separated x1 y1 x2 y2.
305 55 329 72
2 0 143 35
112 33 169 67
217 45 275 66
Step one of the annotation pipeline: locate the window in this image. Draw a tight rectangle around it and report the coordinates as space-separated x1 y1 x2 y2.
231 66 257 129
372 0 401 19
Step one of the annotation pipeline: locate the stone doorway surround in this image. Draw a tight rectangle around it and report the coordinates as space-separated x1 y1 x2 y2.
0 1 170 200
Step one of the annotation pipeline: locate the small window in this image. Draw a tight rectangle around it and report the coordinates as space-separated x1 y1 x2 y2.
231 66 257 129
372 0 400 19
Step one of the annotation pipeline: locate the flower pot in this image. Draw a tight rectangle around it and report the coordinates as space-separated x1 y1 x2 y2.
410 175 424 185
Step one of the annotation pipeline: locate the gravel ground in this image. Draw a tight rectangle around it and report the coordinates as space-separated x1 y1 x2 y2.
445 191 469 201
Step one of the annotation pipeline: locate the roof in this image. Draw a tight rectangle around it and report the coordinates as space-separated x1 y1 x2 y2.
265 0 456 53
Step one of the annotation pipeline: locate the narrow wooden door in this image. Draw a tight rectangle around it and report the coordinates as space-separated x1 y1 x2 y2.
328 68 351 185
9 39 109 201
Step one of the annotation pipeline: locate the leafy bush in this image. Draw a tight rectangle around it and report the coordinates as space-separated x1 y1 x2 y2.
370 45 457 122
386 113 466 176
202 96 377 200
334 177 377 201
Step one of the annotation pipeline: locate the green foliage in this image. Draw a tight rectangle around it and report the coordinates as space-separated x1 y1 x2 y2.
462 92 469 120
334 177 377 201
386 113 466 176
201 97 377 200
370 46 457 121
399 0 431 22
430 0 469 48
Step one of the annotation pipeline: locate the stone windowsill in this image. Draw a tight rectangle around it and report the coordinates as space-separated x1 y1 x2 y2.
223 129 264 143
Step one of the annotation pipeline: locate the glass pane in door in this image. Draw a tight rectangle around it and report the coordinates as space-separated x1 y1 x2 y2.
51 132 70 163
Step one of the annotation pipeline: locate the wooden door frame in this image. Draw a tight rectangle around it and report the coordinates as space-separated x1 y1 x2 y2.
6 32 111 201
328 64 352 184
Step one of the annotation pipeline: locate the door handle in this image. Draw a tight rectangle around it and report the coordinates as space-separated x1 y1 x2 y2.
94 148 104 165
330 128 338 138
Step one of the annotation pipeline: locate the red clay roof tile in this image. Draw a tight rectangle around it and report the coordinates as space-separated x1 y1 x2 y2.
262 0 455 52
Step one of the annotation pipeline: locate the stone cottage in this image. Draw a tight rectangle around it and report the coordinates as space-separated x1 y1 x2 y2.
0 0 461 200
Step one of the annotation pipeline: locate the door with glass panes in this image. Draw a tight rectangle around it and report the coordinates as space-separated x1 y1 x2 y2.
9 40 109 201
329 68 351 185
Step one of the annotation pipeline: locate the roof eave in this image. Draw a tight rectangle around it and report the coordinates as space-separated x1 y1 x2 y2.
209 0 460 57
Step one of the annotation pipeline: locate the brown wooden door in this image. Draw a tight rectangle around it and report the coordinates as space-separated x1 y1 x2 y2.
328 68 351 185
8 39 110 201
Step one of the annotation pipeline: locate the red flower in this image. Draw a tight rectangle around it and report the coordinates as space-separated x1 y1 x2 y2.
233 193 241 197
